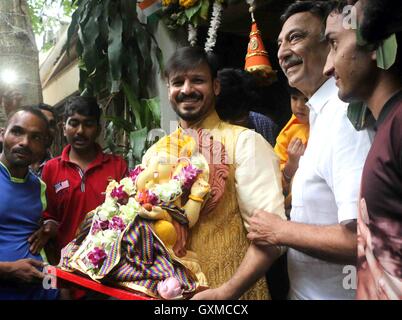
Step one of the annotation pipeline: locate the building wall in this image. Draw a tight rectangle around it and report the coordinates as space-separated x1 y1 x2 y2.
42 61 79 107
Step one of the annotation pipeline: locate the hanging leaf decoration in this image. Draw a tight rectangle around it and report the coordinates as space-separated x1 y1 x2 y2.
376 33 398 70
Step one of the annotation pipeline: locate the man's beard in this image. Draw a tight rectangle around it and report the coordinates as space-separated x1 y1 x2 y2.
173 92 206 122
175 108 205 122
4 146 33 168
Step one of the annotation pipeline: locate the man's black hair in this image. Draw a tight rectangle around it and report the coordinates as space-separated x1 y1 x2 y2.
359 0 402 76
359 0 402 44
37 102 57 126
64 96 102 123
164 46 220 80
281 1 332 25
37 103 54 116
216 68 259 121
6 105 50 132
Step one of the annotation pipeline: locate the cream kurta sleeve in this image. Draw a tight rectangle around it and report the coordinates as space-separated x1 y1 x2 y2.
235 130 286 231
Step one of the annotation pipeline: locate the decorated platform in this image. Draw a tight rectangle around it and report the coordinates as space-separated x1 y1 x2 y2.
53 267 154 300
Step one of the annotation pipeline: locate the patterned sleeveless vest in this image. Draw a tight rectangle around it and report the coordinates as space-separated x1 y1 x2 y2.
186 111 269 300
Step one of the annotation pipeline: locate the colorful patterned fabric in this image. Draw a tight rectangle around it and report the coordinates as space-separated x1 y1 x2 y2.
60 214 197 297
108 217 197 295
160 202 188 225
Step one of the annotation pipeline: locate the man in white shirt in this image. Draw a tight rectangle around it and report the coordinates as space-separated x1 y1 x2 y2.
193 1 371 300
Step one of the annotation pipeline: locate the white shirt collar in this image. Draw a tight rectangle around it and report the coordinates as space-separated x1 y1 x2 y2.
307 77 338 114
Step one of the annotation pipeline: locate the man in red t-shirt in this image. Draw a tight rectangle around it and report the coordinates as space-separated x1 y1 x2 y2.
29 96 127 265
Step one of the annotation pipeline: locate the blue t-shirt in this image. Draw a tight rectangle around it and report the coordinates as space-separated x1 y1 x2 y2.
0 161 58 300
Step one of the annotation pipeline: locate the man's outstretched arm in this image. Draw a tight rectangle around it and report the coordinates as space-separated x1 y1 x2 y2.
247 210 357 265
192 244 281 300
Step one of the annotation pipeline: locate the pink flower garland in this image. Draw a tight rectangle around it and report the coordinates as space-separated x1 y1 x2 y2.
174 164 202 190
111 185 129 205
87 247 107 268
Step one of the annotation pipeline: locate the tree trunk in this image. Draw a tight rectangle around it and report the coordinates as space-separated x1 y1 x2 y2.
0 0 42 125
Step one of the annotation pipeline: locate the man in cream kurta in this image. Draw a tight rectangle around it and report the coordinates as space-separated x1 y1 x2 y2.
145 46 286 299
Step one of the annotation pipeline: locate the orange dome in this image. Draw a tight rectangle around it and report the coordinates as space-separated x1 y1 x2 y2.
245 22 276 81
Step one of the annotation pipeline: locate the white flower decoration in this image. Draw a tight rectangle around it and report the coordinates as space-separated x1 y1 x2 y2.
120 177 136 196
120 197 141 224
151 179 182 202
105 180 119 196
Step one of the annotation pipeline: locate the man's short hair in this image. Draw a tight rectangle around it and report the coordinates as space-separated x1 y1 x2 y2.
359 0 402 44
216 68 258 121
164 46 220 80
359 0 402 76
64 96 102 123
37 102 57 124
280 1 332 25
6 106 50 132
37 103 55 116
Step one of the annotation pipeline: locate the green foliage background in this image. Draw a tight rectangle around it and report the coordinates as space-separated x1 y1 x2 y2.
28 0 163 167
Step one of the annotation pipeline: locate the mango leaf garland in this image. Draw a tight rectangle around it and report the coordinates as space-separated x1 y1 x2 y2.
376 34 398 70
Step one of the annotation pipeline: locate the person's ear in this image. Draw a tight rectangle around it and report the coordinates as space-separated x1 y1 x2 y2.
371 49 377 62
213 78 221 96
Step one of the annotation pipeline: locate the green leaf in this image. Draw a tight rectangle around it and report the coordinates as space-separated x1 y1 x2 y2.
120 0 138 26
347 101 374 131
81 4 102 73
185 0 203 21
200 0 210 20
154 42 164 74
133 20 152 80
190 14 199 28
98 0 110 41
129 128 148 164
142 100 151 130
78 0 92 27
126 46 140 97
125 149 136 169
78 67 88 93
108 9 123 93
105 122 117 154
176 11 187 26
91 57 108 94
143 98 161 125
376 34 398 70
66 0 86 55
104 115 134 133
122 82 143 129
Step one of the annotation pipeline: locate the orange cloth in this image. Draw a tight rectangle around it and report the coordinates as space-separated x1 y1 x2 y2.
274 115 309 171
